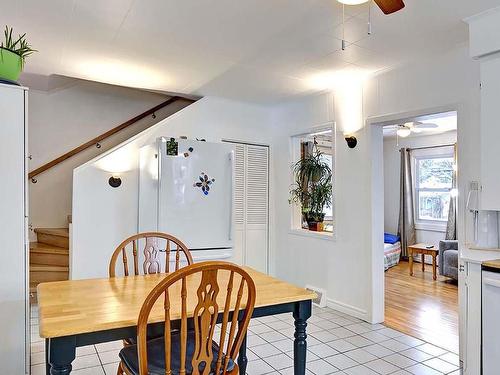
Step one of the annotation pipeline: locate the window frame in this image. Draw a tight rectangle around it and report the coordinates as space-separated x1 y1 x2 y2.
411 146 455 232
289 123 336 238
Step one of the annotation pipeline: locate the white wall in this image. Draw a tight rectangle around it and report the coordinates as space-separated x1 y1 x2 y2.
271 92 380 322
383 131 457 249
27 79 189 234
365 46 480 249
72 96 274 280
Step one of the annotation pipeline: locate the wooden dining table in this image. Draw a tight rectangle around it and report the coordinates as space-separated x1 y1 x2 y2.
38 267 316 375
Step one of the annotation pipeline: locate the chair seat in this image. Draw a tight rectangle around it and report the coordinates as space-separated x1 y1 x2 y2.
119 330 235 375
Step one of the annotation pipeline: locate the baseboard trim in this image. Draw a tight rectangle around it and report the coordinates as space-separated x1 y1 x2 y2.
326 298 369 322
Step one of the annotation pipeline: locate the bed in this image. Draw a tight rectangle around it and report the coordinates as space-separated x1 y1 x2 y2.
384 241 402 271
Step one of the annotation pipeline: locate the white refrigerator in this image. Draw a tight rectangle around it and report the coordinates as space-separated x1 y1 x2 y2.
139 137 234 261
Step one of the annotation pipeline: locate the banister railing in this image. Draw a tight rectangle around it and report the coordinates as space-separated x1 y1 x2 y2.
28 95 192 182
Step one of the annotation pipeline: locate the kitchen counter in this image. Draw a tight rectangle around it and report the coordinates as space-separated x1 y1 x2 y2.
482 259 500 270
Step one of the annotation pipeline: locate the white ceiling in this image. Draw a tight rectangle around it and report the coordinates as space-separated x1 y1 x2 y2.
2 0 500 103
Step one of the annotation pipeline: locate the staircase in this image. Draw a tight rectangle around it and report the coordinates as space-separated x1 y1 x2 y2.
30 228 69 294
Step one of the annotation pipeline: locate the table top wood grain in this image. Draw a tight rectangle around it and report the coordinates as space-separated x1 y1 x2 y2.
37 267 316 339
408 243 439 254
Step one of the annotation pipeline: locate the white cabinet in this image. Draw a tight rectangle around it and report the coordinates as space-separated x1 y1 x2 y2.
231 142 269 273
459 260 482 374
0 83 29 374
480 56 500 210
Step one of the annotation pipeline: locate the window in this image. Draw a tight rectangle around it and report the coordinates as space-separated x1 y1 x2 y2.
413 149 454 227
290 127 335 235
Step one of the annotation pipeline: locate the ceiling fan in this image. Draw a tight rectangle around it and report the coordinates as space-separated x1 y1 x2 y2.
336 0 405 15
385 122 439 138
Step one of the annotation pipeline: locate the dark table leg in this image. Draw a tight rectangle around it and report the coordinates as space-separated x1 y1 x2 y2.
48 336 76 375
238 332 248 374
293 300 312 375
45 339 50 375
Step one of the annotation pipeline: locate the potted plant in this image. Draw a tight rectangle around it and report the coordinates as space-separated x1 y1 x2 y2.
0 26 36 83
289 150 332 231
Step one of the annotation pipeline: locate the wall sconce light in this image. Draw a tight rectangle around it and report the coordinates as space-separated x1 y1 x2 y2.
108 176 122 188
345 136 357 149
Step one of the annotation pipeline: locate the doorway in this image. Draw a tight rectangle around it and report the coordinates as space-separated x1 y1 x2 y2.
372 110 459 354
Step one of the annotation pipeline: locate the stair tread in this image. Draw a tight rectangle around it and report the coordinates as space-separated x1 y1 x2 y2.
30 265 69 272
30 242 69 254
34 228 69 237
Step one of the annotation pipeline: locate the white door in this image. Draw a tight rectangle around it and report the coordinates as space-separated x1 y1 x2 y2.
231 142 269 273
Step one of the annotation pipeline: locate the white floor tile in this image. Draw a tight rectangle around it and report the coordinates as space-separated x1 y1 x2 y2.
98 349 121 365
328 339 357 353
95 340 123 353
259 330 288 343
30 364 46 375
343 365 379 375
438 352 459 367
394 335 425 348
271 339 294 353
344 335 373 348
103 363 120 375
251 343 282 358
264 353 294 370
250 324 275 335
307 359 340 374
379 339 410 352
383 353 417 369
31 341 45 354
377 328 404 339
309 343 339 358
364 358 400 374
415 344 447 357
405 363 443 375
311 330 339 343
360 331 390 344
344 348 378 364
423 358 458 373
325 354 359 370
399 348 434 363
362 344 394 358
31 351 45 365
72 354 101 371
73 366 105 375
77 345 97 357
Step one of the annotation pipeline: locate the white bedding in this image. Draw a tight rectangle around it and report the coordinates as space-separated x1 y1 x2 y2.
384 242 401 254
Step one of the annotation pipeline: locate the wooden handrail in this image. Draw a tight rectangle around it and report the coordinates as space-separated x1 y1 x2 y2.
28 96 189 180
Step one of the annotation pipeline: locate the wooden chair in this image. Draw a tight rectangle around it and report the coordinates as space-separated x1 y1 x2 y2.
110 232 194 349
109 232 194 278
117 261 256 375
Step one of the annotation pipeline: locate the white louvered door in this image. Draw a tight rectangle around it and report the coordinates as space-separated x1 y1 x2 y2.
231 143 269 273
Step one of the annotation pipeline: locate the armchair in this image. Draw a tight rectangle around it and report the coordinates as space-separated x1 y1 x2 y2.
439 240 459 280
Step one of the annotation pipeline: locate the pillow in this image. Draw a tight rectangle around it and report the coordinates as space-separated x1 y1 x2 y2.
384 233 400 244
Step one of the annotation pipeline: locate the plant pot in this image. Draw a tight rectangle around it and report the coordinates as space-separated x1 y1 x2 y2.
0 48 22 82
307 221 325 232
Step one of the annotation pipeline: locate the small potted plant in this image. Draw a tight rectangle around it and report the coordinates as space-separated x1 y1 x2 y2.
0 26 36 83
289 150 332 231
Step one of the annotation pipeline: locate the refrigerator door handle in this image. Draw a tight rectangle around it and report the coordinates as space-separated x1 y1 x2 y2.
229 151 234 241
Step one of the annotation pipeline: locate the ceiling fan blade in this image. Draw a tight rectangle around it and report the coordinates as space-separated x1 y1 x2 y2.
373 0 405 14
414 122 439 129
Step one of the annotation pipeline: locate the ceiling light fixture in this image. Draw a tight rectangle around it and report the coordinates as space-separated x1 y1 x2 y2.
396 127 411 138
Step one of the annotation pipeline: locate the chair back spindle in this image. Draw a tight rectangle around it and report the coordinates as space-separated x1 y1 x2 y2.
109 232 194 277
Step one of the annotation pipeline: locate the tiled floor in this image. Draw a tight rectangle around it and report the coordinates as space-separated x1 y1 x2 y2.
31 305 460 375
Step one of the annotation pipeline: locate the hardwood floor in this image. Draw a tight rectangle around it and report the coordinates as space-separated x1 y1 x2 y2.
385 260 459 353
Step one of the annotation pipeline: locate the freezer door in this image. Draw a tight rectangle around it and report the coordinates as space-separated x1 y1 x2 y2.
158 139 234 250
